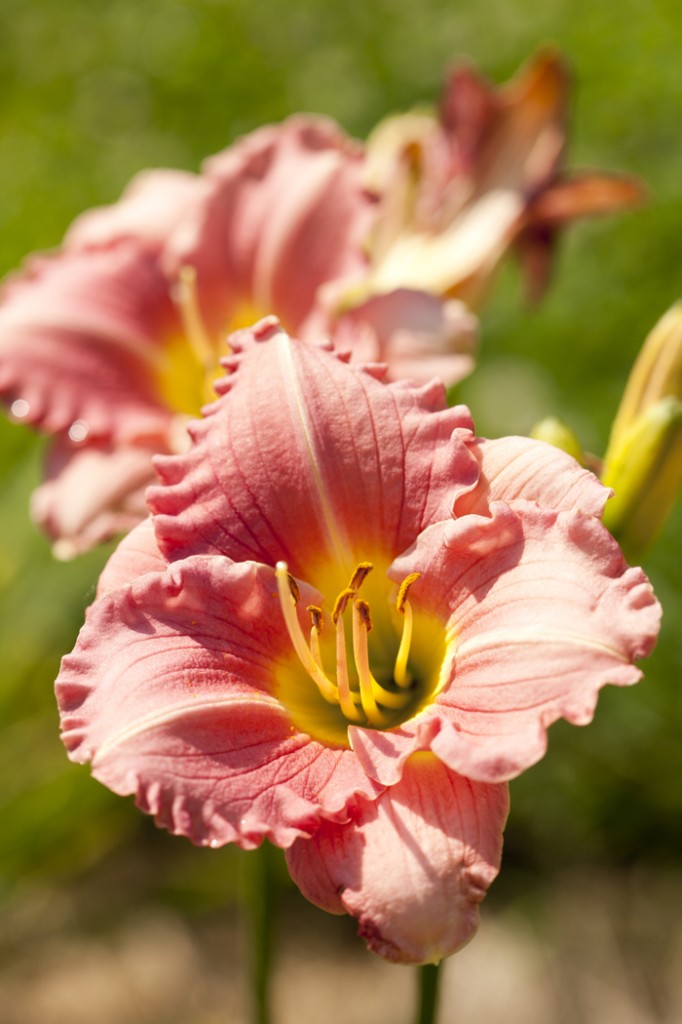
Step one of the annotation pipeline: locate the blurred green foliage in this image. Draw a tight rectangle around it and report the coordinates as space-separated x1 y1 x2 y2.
0 0 681 905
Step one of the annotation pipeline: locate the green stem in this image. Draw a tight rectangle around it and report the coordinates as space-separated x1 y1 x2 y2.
416 962 442 1024
244 843 277 1024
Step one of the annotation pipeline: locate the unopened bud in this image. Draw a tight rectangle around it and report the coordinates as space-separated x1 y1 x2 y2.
602 395 682 559
607 301 682 450
530 416 585 464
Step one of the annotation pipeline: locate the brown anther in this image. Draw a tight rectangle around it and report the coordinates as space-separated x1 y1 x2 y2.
396 572 421 613
307 605 324 633
348 562 374 592
355 598 373 633
286 572 300 604
332 588 355 624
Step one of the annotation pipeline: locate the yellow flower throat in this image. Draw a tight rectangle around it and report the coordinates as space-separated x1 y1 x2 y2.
275 560 445 746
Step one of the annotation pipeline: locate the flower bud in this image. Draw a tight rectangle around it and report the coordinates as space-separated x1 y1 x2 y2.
530 416 585 464
607 301 682 446
601 303 682 557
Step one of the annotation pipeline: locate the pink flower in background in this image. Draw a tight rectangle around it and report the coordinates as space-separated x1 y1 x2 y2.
359 48 644 307
0 52 643 557
0 119 387 555
56 321 660 963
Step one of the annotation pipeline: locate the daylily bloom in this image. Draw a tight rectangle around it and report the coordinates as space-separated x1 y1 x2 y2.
0 50 642 557
56 320 660 964
355 48 644 308
0 118 404 556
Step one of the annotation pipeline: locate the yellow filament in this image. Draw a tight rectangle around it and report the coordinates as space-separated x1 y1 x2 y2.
352 601 391 727
394 601 414 688
277 561 420 730
335 611 364 722
394 572 420 688
275 563 338 704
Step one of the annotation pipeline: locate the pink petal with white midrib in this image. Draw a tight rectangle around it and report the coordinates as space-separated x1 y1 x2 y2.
150 325 478 577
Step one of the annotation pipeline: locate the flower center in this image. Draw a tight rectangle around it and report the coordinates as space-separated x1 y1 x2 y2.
159 266 280 418
275 560 444 744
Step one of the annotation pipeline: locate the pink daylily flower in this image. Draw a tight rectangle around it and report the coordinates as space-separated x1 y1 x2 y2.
359 48 644 307
0 172 211 557
56 320 660 963
0 118 395 556
0 52 641 557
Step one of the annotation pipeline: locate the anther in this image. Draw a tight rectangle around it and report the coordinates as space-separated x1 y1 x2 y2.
332 588 355 624
348 562 374 591
307 605 324 669
355 598 373 633
287 572 300 604
307 605 323 632
396 572 421 613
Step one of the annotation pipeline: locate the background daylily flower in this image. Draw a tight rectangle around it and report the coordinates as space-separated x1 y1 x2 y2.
0 118 391 555
0 52 642 558
0 171 212 557
56 320 660 964
357 48 644 308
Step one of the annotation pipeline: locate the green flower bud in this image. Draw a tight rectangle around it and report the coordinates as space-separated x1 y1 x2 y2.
602 388 682 560
530 416 586 464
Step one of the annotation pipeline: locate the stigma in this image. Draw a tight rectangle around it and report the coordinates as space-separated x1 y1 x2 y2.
275 560 420 729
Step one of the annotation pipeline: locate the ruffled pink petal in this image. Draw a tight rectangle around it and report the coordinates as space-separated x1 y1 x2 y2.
454 434 610 518
166 117 376 339
96 517 167 596
0 243 179 441
332 288 478 387
388 502 661 783
286 755 508 964
347 715 442 787
65 169 212 252
56 556 380 848
150 321 478 577
32 437 168 559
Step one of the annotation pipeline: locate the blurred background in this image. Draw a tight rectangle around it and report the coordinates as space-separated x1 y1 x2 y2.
0 0 681 1021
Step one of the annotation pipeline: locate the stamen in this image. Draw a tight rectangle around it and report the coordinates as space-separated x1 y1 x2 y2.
335 608 364 722
348 562 374 592
275 563 338 704
394 573 420 688
287 573 301 604
354 597 413 709
307 605 324 668
352 600 391 727
332 587 355 623
396 572 421 613
175 266 221 401
356 598 373 633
